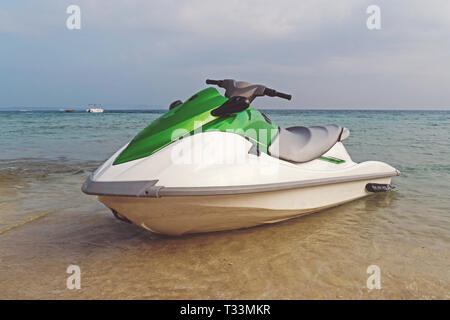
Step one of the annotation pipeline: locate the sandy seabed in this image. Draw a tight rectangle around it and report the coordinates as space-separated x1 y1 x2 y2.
1 190 448 300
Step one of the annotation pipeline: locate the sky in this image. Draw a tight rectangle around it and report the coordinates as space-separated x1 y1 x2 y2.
0 0 449 109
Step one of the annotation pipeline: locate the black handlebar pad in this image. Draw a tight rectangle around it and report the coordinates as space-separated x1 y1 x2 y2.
211 96 250 117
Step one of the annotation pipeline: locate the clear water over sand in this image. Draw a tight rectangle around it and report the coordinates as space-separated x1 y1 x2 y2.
0 110 449 299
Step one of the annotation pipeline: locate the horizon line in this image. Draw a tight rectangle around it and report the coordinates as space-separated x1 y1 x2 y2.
1 107 450 111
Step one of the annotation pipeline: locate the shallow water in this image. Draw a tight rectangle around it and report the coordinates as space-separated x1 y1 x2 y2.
0 110 449 299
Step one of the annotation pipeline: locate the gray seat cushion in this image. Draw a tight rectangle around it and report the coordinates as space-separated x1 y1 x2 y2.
268 125 348 163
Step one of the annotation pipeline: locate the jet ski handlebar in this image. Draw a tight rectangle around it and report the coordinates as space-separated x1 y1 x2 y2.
262 88 292 101
206 79 292 101
206 79 223 86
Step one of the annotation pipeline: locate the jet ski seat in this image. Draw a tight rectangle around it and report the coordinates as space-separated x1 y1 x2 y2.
268 125 350 163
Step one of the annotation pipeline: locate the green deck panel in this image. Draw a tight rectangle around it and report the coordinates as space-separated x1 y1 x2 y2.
113 87 279 165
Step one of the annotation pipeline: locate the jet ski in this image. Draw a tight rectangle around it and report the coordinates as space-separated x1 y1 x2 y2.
82 79 399 235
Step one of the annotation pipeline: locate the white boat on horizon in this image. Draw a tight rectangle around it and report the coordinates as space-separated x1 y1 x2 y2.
86 104 104 113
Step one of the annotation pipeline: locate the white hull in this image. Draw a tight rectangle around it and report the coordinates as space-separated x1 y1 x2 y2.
98 176 392 235
83 131 399 235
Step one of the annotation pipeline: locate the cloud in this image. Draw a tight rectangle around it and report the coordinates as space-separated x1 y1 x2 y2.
0 0 449 108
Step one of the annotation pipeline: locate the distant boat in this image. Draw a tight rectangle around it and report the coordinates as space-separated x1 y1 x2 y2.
86 104 104 113
64 109 75 113
86 108 104 113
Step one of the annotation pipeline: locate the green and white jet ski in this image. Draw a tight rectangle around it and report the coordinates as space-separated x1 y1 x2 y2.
82 79 399 235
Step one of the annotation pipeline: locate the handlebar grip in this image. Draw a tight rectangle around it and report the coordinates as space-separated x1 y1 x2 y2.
264 88 292 100
263 88 276 97
276 92 292 100
206 79 222 85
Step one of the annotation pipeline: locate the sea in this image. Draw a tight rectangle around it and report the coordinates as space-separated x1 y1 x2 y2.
0 109 449 299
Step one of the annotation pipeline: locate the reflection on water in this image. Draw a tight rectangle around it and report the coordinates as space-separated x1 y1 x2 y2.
0 110 449 299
